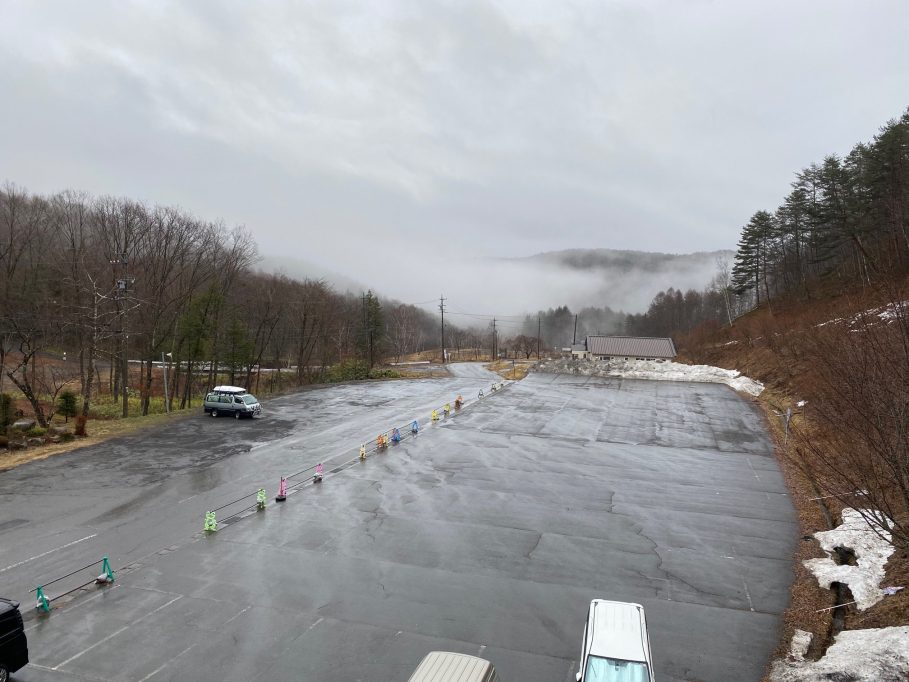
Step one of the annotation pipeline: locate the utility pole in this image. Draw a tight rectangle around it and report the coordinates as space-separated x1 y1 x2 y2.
573 314 578 345
492 318 497 360
537 314 541 359
439 295 446 363
162 351 172 413
361 292 371 370
113 251 132 418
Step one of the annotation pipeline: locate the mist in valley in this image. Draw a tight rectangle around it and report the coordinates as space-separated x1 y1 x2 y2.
260 247 731 320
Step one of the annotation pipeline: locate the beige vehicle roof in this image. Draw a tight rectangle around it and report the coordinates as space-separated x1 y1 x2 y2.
407 652 495 682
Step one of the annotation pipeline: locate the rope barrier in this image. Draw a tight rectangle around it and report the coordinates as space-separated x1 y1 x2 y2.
30 556 115 612
29 559 102 591
210 490 259 514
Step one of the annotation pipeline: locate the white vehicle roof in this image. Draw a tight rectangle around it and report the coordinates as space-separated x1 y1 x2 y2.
585 600 649 663
210 385 248 394
407 652 495 682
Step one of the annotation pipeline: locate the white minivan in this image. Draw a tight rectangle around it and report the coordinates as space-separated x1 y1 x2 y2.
203 385 261 419
576 600 654 682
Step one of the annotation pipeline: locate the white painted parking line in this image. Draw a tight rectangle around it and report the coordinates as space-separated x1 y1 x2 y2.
26 662 108 680
563 660 577 682
24 586 120 633
223 604 251 625
53 595 183 670
136 643 197 681
0 534 98 574
742 577 756 612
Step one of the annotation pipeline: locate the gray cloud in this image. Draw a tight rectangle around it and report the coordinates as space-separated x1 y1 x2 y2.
1 0 907 313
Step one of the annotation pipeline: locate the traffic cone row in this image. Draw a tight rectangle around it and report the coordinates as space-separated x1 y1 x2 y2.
203 390 489 536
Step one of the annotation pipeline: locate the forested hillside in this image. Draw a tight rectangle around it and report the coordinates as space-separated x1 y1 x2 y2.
625 108 909 342
675 108 909 659
0 186 456 423
731 108 909 307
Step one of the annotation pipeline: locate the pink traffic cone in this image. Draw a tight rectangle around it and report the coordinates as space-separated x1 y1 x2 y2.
275 476 287 502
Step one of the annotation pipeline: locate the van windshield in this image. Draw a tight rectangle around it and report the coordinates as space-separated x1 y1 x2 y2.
584 656 650 682
242 395 258 404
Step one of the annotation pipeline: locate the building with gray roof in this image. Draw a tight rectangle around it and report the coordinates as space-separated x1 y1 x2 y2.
584 335 677 360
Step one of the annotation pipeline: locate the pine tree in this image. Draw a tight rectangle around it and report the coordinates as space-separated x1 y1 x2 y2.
57 390 78 423
358 291 385 369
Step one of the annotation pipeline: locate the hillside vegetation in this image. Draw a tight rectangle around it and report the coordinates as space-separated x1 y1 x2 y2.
656 107 909 673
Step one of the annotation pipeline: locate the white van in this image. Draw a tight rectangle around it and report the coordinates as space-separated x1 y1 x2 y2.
203 385 261 419
576 600 654 682
407 651 499 682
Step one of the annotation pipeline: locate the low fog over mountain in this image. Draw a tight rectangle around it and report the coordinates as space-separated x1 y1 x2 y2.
262 247 732 317
507 248 734 313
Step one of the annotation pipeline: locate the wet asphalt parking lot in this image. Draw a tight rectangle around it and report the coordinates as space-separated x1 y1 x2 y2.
0 364 797 681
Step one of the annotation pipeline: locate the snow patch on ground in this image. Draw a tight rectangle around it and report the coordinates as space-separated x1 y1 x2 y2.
534 358 765 396
803 507 894 611
789 629 812 660
815 301 909 329
770 627 909 682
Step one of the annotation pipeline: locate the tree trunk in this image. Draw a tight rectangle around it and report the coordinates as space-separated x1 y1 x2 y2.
7 364 48 428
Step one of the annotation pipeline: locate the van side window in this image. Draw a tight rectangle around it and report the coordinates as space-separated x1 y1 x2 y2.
235 397 243 404
221 396 232 404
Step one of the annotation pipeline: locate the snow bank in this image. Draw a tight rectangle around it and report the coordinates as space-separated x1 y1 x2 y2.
534 358 764 396
803 507 894 611
770 626 909 682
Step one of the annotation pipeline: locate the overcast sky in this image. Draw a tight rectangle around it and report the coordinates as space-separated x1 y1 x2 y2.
2 1 907 313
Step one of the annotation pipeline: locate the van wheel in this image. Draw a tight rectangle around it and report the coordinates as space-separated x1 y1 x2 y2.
210 409 218 418
0 662 9 682
235 411 241 420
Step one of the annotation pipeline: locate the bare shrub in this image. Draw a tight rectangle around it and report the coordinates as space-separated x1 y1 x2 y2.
791 295 909 548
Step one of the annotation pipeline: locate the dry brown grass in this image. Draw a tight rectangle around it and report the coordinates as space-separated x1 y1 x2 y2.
392 366 451 379
486 359 534 380
756 387 837 674
0 410 191 472
393 348 493 364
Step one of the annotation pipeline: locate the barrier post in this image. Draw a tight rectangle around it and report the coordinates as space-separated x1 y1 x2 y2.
256 488 267 510
35 586 50 613
431 409 439 422
444 403 451 417
276 477 287 502
96 556 115 584
411 420 419 434
314 463 324 482
204 510 218 532
359 444 367 460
